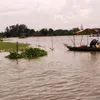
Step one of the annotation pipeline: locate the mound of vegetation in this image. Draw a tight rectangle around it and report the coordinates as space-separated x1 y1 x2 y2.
6 48 48 59
6 51 22 59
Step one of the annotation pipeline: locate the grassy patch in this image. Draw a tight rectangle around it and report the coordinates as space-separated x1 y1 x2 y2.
0 41 29 52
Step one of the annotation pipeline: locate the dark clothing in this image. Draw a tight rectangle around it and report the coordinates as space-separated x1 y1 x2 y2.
90 39 97 48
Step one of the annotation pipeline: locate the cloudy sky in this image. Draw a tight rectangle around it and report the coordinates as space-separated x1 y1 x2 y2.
0 0 100 31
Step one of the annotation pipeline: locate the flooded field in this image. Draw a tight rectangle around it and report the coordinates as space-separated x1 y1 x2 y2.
0 36 100 100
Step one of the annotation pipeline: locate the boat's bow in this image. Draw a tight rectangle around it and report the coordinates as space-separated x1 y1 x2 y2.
63 43 72 50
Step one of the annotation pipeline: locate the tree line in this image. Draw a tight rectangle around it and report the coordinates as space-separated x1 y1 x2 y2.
0 24 80 38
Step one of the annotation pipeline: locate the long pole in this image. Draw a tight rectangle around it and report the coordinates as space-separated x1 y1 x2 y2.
80 35 84 46
37 36 39 47
73 35 76 47
97 33 99 42
68 36 74 45
51 34 54 50
37 36 40 47
87 35 89 46
16 41 18 53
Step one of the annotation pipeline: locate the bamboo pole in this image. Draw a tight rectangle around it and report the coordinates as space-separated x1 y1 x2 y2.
68 36 74 45
87 35 89 46
51 32 54 50
80 35 84 46
73 35 76 47
97 33 99 42
16 41 18 53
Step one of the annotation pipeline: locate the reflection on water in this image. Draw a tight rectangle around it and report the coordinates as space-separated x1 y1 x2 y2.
0 36 100 100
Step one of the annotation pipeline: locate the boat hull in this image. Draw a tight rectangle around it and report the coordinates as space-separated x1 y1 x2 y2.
64 44 100 52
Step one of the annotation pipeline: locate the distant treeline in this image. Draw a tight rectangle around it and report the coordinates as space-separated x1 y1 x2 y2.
0 24 80 38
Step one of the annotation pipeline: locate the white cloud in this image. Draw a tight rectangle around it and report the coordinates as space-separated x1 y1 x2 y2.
0 0 100 31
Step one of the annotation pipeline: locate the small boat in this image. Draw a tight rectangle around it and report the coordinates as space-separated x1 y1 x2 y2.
64 27 100 52
64 44 100 52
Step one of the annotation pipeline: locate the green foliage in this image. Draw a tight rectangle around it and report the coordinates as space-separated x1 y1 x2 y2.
6 48 48 59
68 28 80 35
21 48 47 58
2 24 81 37
4 24 35 37
6 51 22 59
40 28 48 36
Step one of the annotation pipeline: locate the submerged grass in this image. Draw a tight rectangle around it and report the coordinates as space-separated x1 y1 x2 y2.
0 41 29 52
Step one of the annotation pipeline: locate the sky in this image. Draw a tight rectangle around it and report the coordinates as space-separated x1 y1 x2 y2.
0 0 100 31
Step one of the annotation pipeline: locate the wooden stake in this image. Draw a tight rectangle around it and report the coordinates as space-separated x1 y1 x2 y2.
16 41 18 53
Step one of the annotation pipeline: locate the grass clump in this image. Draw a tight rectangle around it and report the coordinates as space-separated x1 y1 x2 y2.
6 48 48 59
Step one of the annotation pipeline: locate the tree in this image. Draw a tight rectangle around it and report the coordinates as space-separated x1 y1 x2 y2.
40 28 48 36
4 24 35 37
48 28 54 36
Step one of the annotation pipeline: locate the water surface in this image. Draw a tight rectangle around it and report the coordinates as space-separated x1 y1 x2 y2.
0 36 100 100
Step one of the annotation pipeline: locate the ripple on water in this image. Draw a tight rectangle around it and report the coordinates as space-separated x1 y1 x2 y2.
1 36 100 100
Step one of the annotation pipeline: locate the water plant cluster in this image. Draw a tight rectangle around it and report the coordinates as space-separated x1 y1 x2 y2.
6 48 48 59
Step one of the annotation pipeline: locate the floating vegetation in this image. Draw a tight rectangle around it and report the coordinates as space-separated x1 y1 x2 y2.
6 48 48 59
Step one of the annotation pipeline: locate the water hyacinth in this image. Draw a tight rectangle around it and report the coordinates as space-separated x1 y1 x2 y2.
6 51 22 59
6 48 48 59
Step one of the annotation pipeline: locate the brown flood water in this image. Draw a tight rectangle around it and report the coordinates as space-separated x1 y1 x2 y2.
0 36 100 100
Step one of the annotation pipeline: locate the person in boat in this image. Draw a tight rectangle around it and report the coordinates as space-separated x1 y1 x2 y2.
90 39 98 48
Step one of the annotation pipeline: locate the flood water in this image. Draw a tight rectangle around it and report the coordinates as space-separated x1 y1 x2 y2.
1 36 100 100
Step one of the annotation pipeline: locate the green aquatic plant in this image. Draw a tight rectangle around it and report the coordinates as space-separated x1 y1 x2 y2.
21 48 48 58
6 51 22 59
6 48 48 59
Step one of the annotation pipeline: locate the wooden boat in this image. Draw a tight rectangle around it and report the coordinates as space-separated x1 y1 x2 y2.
64 44 100 52
64 27 100 52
